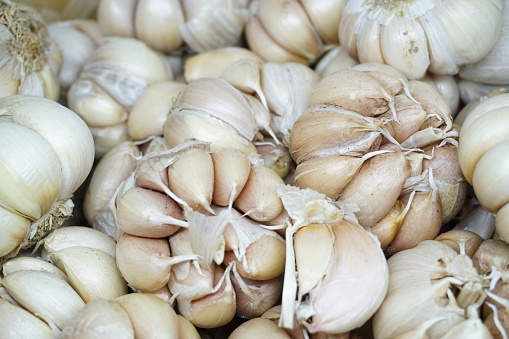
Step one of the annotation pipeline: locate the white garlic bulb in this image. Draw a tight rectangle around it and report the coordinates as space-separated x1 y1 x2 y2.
0 95 94 261
0 1 62 100
339 0 504 80
97 0 250 54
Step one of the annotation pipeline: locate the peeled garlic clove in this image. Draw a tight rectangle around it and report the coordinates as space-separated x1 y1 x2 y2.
42 226 117 258
229 317 292 338
2 270 85 330
117 186 185 238
84 141 140 229
234 164 285 222
62 298 134 339
184 47 263 82
340 149 410 228
2 257 68 283
48 246 128 302
232 272 284 318
0 206 30 257
116 293 179 339
168 147 214 214
0 298 52 339
128 81 185 140
177 315 201 339
212 149 251 207
116 233 196 292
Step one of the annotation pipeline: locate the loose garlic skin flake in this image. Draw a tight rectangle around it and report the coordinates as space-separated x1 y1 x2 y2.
339 0 503 80
0 95 94 261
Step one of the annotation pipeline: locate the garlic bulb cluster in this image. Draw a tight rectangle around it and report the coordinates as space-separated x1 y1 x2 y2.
289 63 466 255
47 19 103 95
97 0 250 54
0 0 62 100
245 0 348 64
339 0 503 80
373 233 509 338
0 95 94 262
84 138 288 328
277 186 388 334
62 294 200 339
458 93 509 242
0 226 128 337
458 2 509 104
67 36 173 158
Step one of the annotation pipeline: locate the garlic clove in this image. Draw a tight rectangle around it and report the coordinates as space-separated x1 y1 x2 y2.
229 317 292 338
421 74 460 117
371 199 411 250
356 18 385 64
134 0 184 53
2 270 85 330
294 224 333 298
167 147 215 214
116 186 185 238
116 293 179 339
245 13 308 64
61 298 134 339
301 0 346 45
234 164 285 222
127 81 184 141
0 298 52 339
388 94 427 143
48 246 128 302
2 257 69 283
496 203 509 242
97 0 137 37
410 80 453 131
314 45 359 78
177 315 201 339
254 137 292 178
0 206 30 257
41 226 117 258
184 47 263 83
435 230 484 258
211 149 252 207
220 59 266 106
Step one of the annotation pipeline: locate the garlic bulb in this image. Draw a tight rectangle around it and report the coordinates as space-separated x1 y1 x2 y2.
47 19 103 95
67 36 173 158
97 0 250 54
245 0 348 64
0 1 62 100
289 64 464 253
0 96 94 262
339 0 503 80
458 93 509 242
14 0 99 23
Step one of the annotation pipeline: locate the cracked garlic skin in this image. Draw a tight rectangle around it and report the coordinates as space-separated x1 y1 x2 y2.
0 1 62 100
339 0 503 80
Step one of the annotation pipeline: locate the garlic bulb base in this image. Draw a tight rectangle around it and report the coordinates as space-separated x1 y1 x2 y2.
1 198 74 264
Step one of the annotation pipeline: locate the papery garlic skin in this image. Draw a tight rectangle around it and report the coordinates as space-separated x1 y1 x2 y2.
0 1 62 100
339 0 503 79
0 95 94 261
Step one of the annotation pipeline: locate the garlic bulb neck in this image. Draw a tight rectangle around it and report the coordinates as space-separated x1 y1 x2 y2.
0 1 49 75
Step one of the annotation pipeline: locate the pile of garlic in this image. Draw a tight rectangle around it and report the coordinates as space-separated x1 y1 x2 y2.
0 226 127 337
0 95 94 262
289 63 466 255
0 0 62 100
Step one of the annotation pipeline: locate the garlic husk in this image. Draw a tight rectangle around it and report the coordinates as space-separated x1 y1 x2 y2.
116 293 179 339
184 47 263 83
231 272 284 318
47 19 103 94
41 226 117 258
452 205 496 241
229 317 292 338
233 164 285 222
2 256 69 283
254 137 293 178
0 297 52 339
116 186 184 238
61 298 134 339
339 0 503 79
0 1 62 100
84 141 140 233
116 233 197 292
2 270 85 330
127 81 184 141
47 246 128 302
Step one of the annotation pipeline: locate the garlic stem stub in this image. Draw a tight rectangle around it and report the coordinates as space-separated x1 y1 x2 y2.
0 0 62 100
339 0 503 80
0 95 94 262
